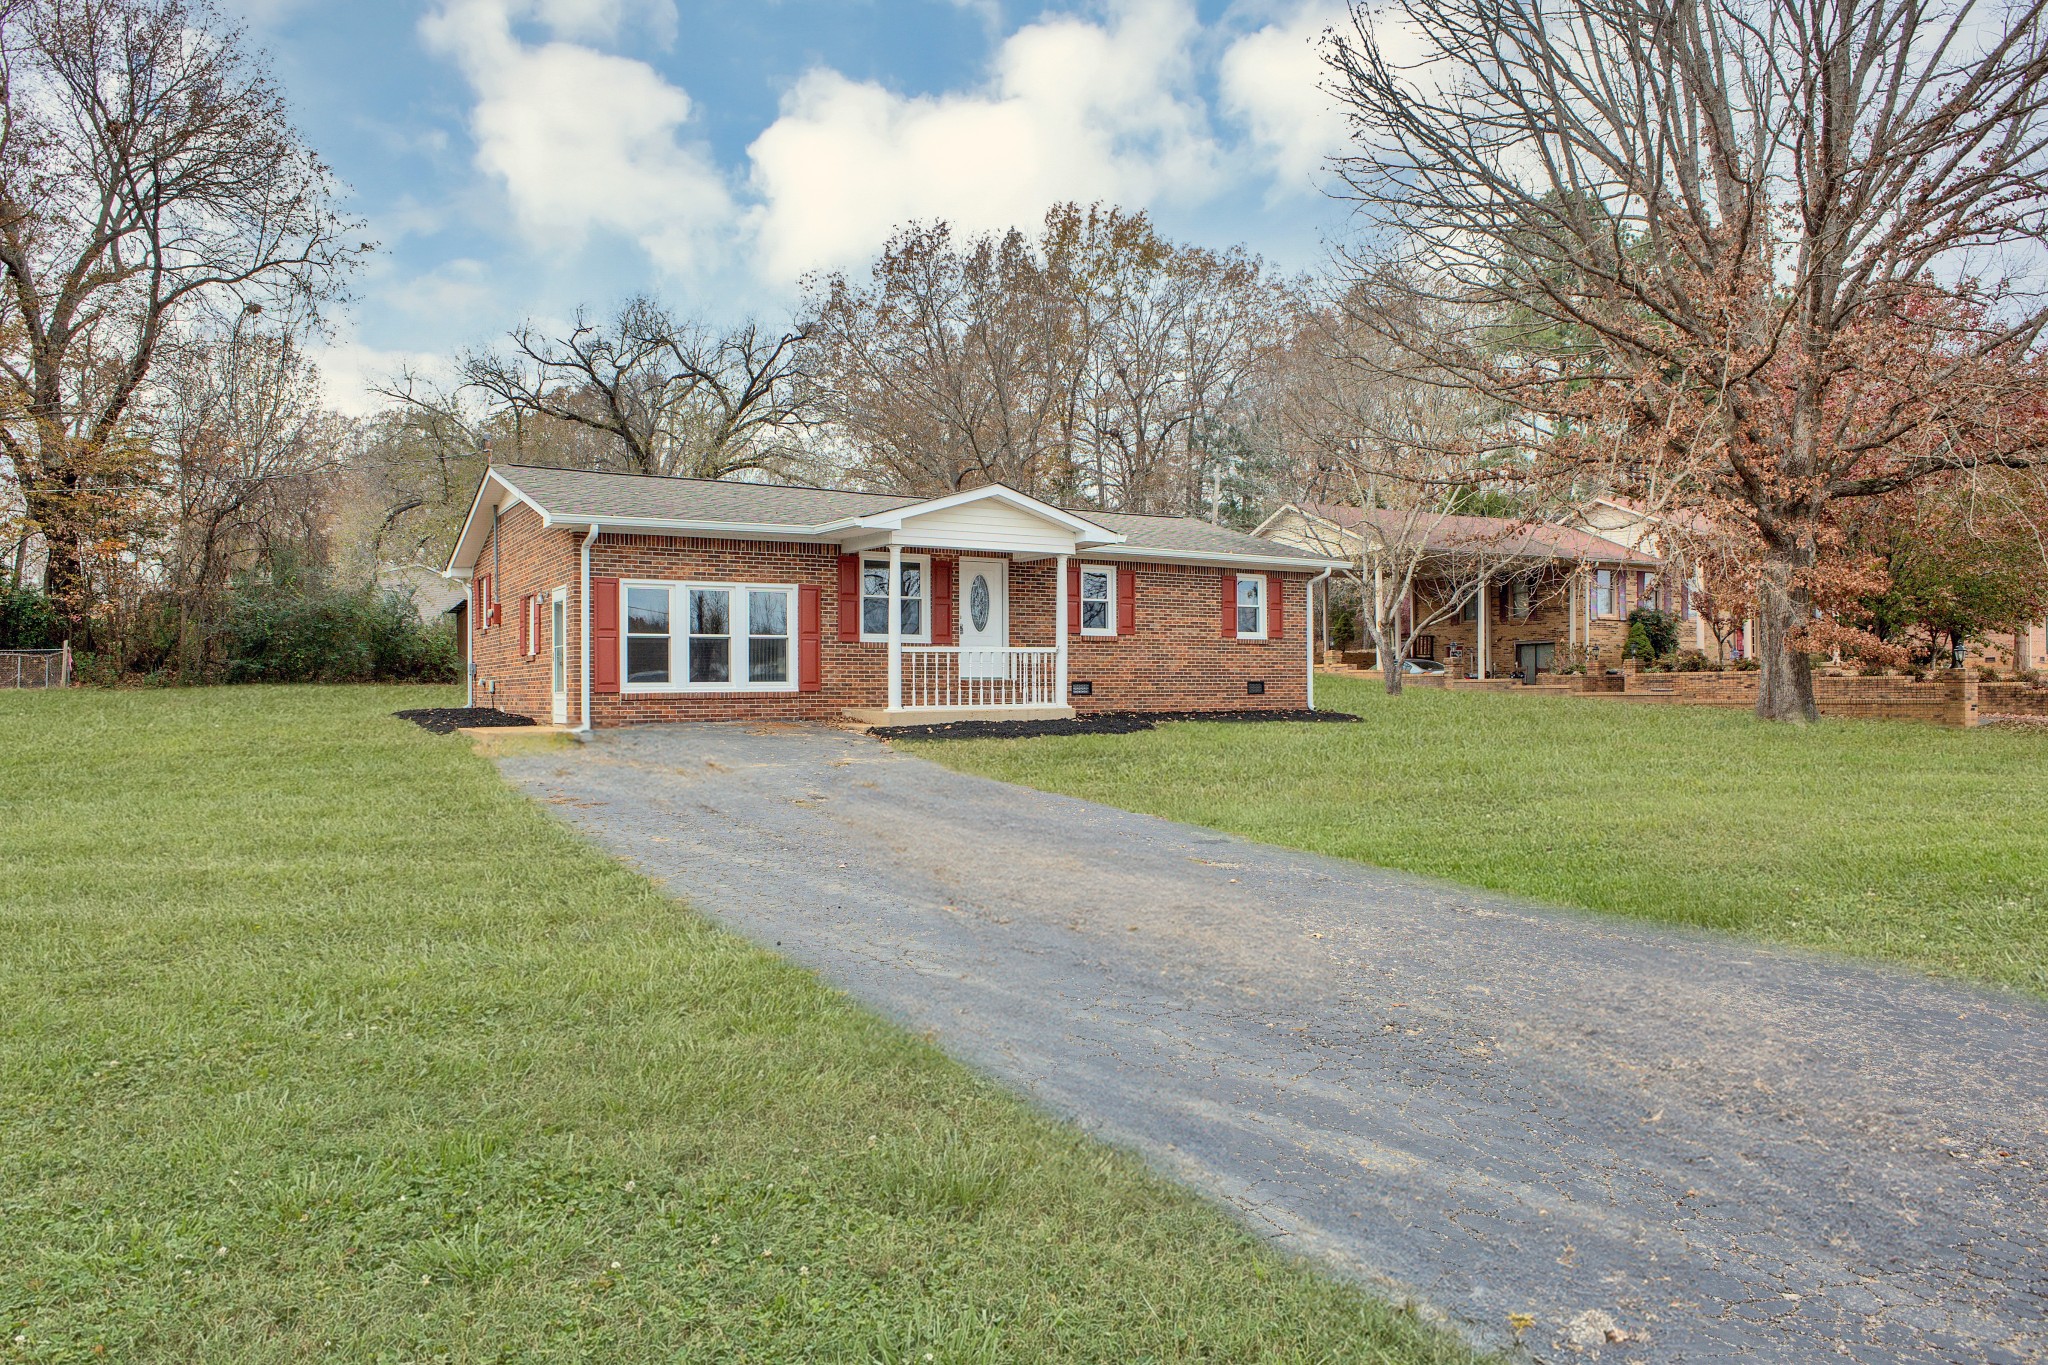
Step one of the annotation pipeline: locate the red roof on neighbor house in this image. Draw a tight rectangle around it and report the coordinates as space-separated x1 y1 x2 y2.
1297 504 1661 567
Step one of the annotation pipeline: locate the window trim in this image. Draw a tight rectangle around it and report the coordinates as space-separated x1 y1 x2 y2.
618 578 802 695
1235 574 1267 641
858 553 932 644
1078 564 1117 637
1592 569 1618 619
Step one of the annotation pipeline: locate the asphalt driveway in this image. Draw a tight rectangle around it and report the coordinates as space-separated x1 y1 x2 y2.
497 722 2048 1363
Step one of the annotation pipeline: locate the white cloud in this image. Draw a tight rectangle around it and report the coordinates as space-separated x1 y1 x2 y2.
313 339 458 418
743 0 1223 281
420 0 729 276
1218 2 1351 194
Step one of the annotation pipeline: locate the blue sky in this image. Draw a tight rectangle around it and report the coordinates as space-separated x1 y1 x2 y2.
221 0 1364 411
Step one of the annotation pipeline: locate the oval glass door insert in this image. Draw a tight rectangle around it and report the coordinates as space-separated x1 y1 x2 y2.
969 575 992 631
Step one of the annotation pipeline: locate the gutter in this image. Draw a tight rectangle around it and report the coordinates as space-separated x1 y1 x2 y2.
1308 567 1334 711
577 524 599 734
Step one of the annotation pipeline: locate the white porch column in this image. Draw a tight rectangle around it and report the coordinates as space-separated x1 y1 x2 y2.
1055 552 1070 701
887 542 903 712
1476 576 1490 679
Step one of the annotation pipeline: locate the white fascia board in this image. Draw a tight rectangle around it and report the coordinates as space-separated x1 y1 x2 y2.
445 469 541 573
1088 545 1350 572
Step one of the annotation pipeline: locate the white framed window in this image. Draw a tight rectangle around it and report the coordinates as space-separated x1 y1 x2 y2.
622 580 799 693
1460 594 1479 624
860 554 929 642
1079 566 1116 635
1592 569 1618 618
1511 579 1531 618
1235 574 1266 640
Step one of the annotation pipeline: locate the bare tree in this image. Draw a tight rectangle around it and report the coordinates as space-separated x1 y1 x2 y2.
461 297 813 481
1324 0 2048 719
0 0 361 620
1273 295 1554 693
151 306 341 672
804 204 1293 512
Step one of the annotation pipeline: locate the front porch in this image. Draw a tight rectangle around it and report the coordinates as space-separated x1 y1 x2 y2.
831 486 1116 726
844 644 1074 725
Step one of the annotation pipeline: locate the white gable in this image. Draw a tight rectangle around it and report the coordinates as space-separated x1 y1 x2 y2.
891 497 1082 555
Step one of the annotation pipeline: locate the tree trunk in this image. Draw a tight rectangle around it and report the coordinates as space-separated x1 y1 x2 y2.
1753 546 1819 722
1371 623 1404 695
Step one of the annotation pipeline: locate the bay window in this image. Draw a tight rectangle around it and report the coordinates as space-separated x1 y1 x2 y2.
860 555 928 641
622 581 799 692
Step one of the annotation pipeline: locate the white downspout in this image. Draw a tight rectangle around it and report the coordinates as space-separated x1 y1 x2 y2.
465 580 475 707
576 524 598 733
1307 568 1332 710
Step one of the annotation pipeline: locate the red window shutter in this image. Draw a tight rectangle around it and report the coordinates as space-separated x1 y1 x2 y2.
1116 567 1136 636
1068 562 1082 636
1221 573 1238 639
798 584 822 692
1268 573 1284 639
592 576 620 695
837 554 861 642
932 558 955 645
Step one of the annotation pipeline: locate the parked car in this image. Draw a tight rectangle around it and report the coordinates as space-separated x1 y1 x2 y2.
1400 657 1448 675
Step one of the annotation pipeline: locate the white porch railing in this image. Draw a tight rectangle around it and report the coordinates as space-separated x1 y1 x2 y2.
901 646 1061 709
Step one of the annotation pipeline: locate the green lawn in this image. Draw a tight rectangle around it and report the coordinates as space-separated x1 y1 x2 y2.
0 685 1470 1364
908 674 2048 995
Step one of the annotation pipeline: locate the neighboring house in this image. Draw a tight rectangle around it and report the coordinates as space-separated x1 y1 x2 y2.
1255 503 1676 678
444 465 1343 727
375 561 468 620
1569 497 1726 655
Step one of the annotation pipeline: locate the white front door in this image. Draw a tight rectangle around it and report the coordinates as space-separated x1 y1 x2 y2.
550 588 569 724
958 558 1008 679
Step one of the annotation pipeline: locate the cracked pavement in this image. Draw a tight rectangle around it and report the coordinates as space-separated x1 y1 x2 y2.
496 722 2048 1363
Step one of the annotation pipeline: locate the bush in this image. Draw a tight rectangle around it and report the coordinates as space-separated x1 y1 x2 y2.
0 584 64 649
1733 656 1762 671
1673 650 1710 672
1624 607 1679 660
217 578 458 684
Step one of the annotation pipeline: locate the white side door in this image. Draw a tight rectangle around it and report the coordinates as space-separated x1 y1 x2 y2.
957 558 1009 680
550 588 569 724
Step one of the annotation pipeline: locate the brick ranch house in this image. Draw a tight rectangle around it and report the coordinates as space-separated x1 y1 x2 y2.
445 465 1345 728
1254 503 1708 677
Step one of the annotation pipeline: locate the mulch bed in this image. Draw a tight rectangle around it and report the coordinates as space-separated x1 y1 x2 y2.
394 707 540 736
873 709 1358 741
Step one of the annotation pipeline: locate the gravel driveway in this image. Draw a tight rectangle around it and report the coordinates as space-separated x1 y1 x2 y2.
497 722 2048 1364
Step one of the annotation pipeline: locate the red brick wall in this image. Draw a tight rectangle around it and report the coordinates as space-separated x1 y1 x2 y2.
1978 681 2048 717
1621 667 1981 725
468 504 581 721
1050 560 1310 712
476 524 1316 726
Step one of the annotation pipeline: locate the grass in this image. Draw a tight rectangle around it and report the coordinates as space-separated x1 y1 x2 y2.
906 674 2048 995
0 684 1472 1364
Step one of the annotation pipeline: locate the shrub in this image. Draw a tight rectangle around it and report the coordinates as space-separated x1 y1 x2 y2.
1673 650 1710 672
0 584 64 649
1625 607 1679 659
216 577 458 685
1733 656 1762 671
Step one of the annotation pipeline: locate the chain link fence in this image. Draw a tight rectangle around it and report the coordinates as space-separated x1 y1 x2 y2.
2 644 71 689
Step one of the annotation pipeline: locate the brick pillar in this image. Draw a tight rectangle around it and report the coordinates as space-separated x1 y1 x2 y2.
1621 657 1640 692
1947 669 1980 727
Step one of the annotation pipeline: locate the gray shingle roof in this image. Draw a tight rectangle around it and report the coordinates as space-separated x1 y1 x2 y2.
492 464 1333 564
496 464 920 525
1085 510 1330 561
